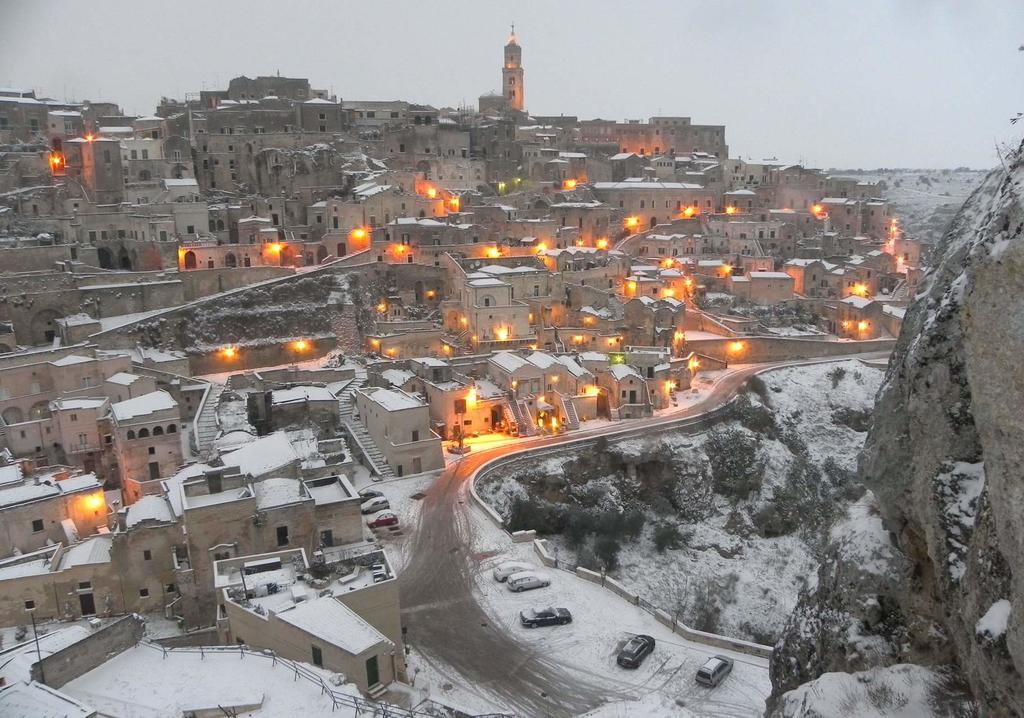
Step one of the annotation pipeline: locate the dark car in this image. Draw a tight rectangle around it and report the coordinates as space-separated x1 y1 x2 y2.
696 655 734 687
358 488 385 500
616 635 656 668
519 607 572 628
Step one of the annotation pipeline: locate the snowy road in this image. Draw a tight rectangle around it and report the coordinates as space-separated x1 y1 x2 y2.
397 353 890 716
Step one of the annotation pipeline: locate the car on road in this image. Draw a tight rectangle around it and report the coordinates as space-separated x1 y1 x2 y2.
358 488 385 500
492 561 534 582
616 635 656 668
360 496 391 514
506 571 551 592
519 607 572 628
366 511 398 529
696 655 734 687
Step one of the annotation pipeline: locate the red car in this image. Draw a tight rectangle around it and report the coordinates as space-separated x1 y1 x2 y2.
367 511 399 529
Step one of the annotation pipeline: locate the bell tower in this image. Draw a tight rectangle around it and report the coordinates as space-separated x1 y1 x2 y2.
503 24 524 112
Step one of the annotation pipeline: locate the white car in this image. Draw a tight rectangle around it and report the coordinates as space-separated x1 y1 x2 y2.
506 571 551 592
492 561 534 582
360 496 391 514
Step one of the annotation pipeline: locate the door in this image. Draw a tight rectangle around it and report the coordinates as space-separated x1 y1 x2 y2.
365 655 380 686
148 462 160 480
628 390 637 404
320 529 334 547
79 592 96 616
413 457 422 474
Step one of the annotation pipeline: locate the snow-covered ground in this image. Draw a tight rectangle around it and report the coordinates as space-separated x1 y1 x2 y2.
465 502 771 716
478 359 885 644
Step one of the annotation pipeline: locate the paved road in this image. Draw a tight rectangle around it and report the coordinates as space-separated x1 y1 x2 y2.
398 355 888 717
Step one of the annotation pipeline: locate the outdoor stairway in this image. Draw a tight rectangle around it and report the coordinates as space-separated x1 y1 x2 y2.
337 371 395 480
194 383 225 455
561 395 581 430
505 398 537 436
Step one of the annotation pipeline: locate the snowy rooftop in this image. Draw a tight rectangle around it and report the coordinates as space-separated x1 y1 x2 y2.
0 474 101 510
105 371 143 386
57 535 113 570
111 390 177 422
609 364 643 381
381 368 415 388
749 271 793 279
123 494 175 528
51 354 94 367
489 351 530 373
593 179 703 190
254 478 305 510
51 397 108 411
467 277 509 288
220 432 300 477
360 386 426 411
276 595 391 655
0 681 94 718
303 474 356 505
841 295 875 309
270 386 336 405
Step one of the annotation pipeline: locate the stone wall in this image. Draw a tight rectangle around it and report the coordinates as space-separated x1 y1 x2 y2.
685 336 895 364
30 614 144 687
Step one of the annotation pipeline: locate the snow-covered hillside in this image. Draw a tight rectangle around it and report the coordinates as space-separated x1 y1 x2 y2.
478 359 884 644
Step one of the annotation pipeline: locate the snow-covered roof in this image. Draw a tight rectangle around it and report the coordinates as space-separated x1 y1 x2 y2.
882 304 906 319
51 354 95 367
479 264 539 275
58 535 113 570
468 277 509 288
254 478 305 510
111 390 177 422
524 351 558 369
304 97 334 104
593 179 704 190
270 386 336 405
381 368 415 388
0 681 94 718
124 494 175 528
163 178 198 188
841 295 875 309
360 387 425 411
220 432 299 477
556 355 591 378
749 271 793 279
579 351 609 363
106 372 142 386
276 596 391 655
609 364 642 381
51 398 108 411
489 351 530 373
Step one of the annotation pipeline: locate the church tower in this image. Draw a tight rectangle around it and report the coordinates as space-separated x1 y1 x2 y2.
502 25 524 112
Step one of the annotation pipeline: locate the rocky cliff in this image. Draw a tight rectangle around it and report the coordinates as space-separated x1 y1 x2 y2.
768 142 1024 716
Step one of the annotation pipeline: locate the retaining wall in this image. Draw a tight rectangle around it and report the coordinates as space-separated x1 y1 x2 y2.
29 614 144 687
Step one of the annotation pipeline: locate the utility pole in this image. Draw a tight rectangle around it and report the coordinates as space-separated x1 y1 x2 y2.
26 606 45 685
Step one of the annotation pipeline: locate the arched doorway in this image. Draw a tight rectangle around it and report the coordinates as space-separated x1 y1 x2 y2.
183 251 197 269
316 246 327 263
1 407 24 424
97 247 113 269
29 401 51 420
336 242 347 257
118 248 132 270
34 308 63 343
224 252 237 268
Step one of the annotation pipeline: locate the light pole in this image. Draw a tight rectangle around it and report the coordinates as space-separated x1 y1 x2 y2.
26 606 45 685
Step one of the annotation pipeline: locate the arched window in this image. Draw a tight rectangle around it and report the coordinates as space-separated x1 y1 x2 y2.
224 252 237 268
183 251 197 269
127 429 136 440
138 427 150 438
167 424 177 434
217 219 225 231
152 426 164 436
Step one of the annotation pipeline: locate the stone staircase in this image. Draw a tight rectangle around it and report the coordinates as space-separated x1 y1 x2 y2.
560 394 581 430
194 383 225 456
504 398 537 437
337 372 395 480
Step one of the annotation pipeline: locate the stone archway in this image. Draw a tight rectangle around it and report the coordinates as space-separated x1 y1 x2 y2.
316 246 327 264
224 252 237 268
97 247 114 269
183 251 197 269
33 308 63 343
1 406 24 425
118 248 132 270
29 401 51 420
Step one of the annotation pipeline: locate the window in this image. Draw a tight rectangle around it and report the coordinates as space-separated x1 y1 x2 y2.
31 518 44 533
78 581 91 591
276 526 289 546
412 430 419 442
139 587 150 597
143 550 152 560
24 600 35 610
148 447 156 455
311 645 323 667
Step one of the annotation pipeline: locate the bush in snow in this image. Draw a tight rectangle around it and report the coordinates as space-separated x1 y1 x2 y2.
653 523 685 553
594 535 622 571
704 427 766 499
832 406 873 432
827 366 847 388
730 392 778 436
507 498 566 534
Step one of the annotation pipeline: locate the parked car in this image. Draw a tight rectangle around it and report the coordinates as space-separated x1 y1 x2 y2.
358 488 385 500
696 655 734 687
506 571 551 592
366 511 398 529
519 607 572 628
371 563 390 583
360 496 391 514
492 561 534 582
616 635 656 668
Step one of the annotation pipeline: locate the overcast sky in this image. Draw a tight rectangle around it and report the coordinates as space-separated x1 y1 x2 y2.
1 0 1020 169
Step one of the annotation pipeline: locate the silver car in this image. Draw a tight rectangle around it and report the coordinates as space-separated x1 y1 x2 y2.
696 655 734 687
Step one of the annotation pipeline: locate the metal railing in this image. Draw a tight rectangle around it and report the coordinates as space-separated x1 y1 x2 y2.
141 642 511 717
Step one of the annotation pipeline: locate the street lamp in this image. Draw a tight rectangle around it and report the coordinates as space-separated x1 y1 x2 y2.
25 605 45 685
